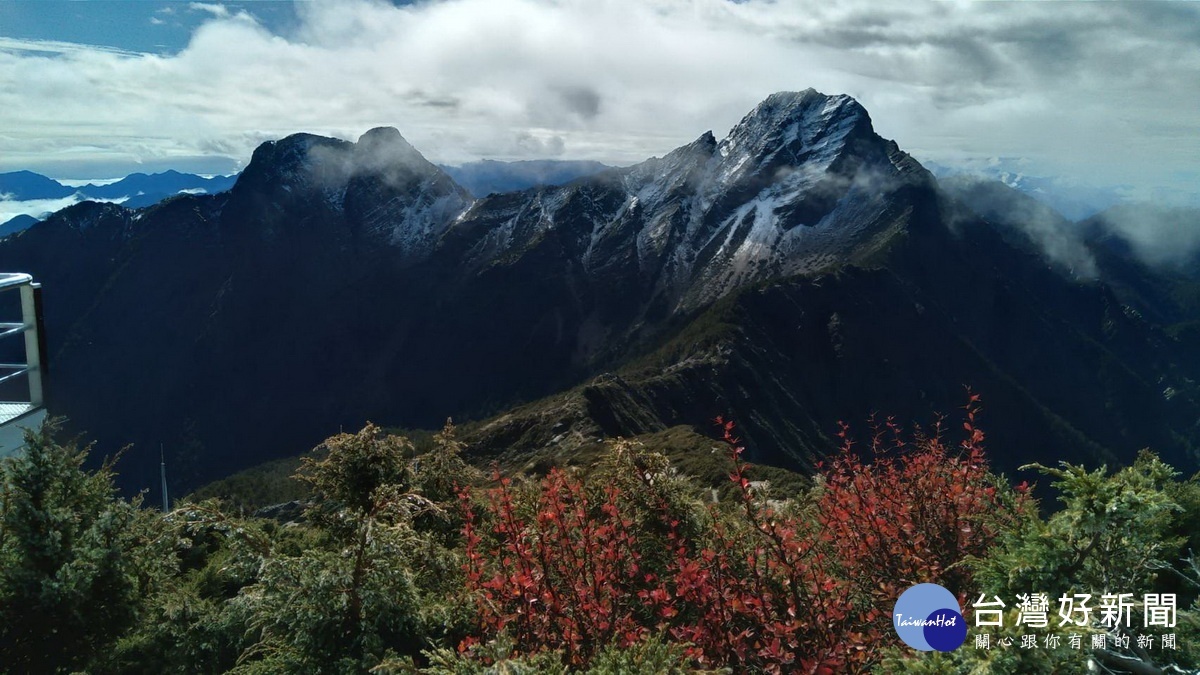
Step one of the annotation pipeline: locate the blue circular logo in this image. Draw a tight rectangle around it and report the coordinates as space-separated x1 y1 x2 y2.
893 583 967 652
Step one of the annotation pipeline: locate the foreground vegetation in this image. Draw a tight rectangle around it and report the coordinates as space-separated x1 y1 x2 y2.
2 402 1199 674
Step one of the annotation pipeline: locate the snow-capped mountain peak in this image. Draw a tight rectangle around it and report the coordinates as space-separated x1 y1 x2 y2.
715 90 871 182
443 90 930 311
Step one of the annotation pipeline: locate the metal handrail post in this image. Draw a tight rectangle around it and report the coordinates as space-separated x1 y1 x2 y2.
20 282 43 407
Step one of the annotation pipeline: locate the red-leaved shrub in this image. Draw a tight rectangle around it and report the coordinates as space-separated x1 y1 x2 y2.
461 471 650 665
460 395 1022 672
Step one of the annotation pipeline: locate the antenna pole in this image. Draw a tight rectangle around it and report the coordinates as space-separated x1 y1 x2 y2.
160 444 169 512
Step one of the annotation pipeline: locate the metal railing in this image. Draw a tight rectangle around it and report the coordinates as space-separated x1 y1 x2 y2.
0 273 46 413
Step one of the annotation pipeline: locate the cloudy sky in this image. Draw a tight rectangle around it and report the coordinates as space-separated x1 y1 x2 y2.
0 0 1197 204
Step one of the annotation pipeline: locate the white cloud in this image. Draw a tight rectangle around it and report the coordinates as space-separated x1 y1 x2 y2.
0 0 1196 202
0 196 81 224
0 36 143 57
0 195 125 225
57 178 122 187
188 3 230 19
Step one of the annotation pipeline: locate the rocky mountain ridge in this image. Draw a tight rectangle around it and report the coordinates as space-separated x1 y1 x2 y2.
1 89 1197 493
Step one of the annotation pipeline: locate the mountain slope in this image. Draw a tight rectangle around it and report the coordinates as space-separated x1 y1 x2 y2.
460 185 1200 476
943 175 1200 330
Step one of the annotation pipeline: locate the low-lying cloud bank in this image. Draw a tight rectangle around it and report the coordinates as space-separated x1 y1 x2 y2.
1094 207 1200 270
0 195 102 227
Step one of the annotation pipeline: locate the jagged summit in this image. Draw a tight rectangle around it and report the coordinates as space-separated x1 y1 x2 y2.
737 89 867 127
629 91 875 191
231 132 350 197
358 126 407 144
717 90 874 182
352 126 440 175
439 89 934 311
624 90 897 204
233 127 447 193
224 125 471 253
725 90 868 141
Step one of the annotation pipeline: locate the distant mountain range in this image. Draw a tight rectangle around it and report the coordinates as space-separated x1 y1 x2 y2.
2 89 1199 496
0 170 240 232
0 169 240 204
